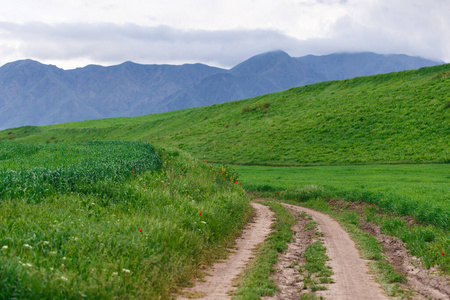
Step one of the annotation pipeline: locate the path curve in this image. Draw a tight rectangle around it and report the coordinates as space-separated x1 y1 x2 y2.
179 202 274 299
283 203 388 300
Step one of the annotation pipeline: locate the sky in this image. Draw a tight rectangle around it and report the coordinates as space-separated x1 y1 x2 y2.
0 0 448 69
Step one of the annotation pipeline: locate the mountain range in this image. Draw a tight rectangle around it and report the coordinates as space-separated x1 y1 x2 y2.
0 51 442 130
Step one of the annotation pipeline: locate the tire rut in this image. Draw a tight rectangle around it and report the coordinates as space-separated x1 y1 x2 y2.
279 203 389 300
178 202 274 299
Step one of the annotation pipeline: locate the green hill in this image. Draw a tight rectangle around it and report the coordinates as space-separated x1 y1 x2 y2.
4 63 450 166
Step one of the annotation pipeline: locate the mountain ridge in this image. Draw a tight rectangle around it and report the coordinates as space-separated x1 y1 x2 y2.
0 51 442 130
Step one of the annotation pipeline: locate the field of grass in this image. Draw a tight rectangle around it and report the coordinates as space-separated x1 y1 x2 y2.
3 63 450 166
234 164 450 229
0 142 251 299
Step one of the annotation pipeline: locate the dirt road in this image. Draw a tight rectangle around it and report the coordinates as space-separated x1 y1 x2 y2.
179 202 274 299
282 203 388 300
180 202 388 299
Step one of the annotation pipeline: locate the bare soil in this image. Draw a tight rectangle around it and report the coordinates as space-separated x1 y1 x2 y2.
178 202 275 299
360 220 450 299
263 206 318 299
278 203 389 300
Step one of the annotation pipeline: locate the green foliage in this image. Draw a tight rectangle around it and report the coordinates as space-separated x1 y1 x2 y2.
0 141 161 202
0 143 251 299
5 63 450 166
302 241 333 292
234 164 450 230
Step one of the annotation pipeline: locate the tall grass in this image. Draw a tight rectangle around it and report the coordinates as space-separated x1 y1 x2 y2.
0 141 161 201
0 142 251 299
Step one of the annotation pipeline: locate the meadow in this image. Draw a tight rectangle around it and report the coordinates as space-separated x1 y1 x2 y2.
234 164 450 229
0 141 251 299
233 164 450 274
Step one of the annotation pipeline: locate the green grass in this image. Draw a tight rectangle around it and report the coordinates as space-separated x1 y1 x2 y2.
3 63 450 166
234 164 450 230
302 240 333 292
0 143 251 299
0 141 161 201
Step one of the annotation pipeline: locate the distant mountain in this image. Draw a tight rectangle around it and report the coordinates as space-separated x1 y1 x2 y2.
0 51 442 130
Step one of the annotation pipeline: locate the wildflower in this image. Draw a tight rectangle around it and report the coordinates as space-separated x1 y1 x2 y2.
199 212 202 215
43 241 50 245
61 276 68 281
240 182 242 185
132 170 135 173
122 268 131 273
139 229 142 232
442 252 445 256
49 251 57 255
62 257 66 260
201 221 207 224
25 263 33 267
371 203 373 206
23 244 33 249
1 245 8 250
202 160 205 162
112 272 118 276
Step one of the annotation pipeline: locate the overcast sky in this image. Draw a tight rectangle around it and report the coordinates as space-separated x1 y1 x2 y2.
0 0 448 69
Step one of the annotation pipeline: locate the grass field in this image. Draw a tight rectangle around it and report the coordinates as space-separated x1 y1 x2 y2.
234 164 450 229
3 63 450 166
0 142 251 299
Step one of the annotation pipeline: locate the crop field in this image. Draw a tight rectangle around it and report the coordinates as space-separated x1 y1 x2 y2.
0 141 251 299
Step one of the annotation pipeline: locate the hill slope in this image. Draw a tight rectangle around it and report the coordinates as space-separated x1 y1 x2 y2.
0 52 441 130
3 63 450 166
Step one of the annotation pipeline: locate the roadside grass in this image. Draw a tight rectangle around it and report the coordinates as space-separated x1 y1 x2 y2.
0 142 251 299
232 201 296 299
234 164 450 230
3 63 450 166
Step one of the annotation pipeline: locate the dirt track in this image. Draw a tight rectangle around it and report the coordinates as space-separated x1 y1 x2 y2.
179 201 391 299
179 202 274 299
281 203 388 300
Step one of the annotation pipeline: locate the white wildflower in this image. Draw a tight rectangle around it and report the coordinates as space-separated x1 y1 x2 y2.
60 276 68 281
25 263 33 267
49 251 57 255
1 245 8 250
50 268 54 271
112 272 118 276
122 268 131 273
201 221 207 224
43 241 50 245
23 244 33 249
62 257 66 260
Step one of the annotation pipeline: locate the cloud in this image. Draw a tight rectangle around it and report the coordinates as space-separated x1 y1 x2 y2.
0 14 448 70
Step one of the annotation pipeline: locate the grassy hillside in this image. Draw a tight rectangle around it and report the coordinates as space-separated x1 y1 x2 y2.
3 63 450 166
0 141 251 299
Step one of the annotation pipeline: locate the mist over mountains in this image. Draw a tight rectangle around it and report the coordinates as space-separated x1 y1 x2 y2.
0 51 442 130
